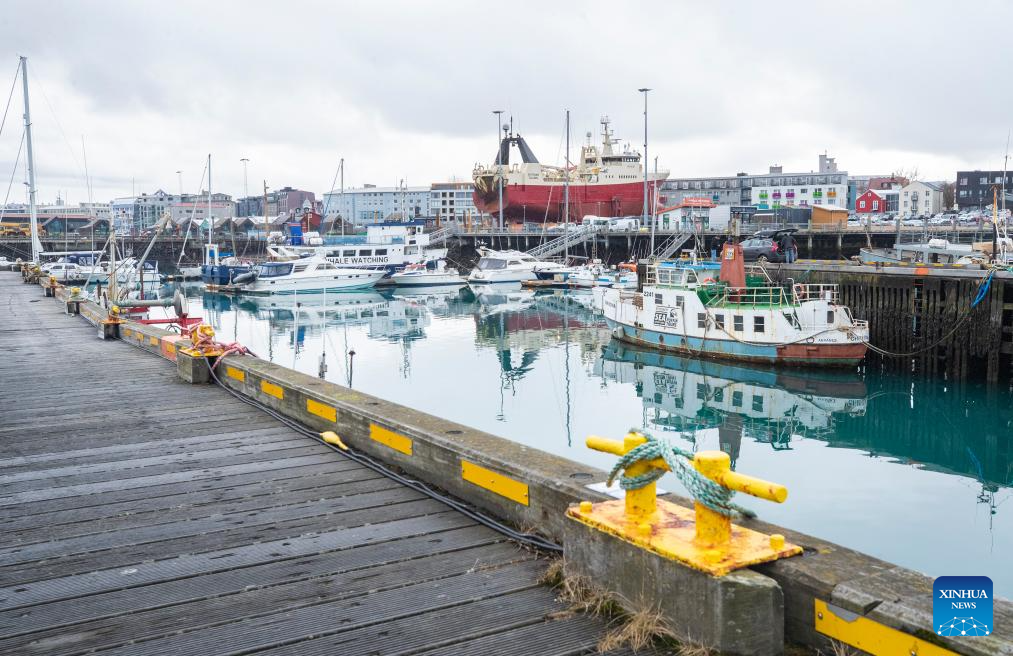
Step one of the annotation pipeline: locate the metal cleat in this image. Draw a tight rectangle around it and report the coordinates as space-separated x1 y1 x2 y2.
568 431 802 576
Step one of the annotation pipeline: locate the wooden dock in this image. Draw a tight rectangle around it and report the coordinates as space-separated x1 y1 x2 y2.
0 274 642 655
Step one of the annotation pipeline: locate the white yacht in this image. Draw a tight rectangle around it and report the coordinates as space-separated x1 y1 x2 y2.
390 260 465 287
235 256 384 294
467 247 540 284
40 261 86 282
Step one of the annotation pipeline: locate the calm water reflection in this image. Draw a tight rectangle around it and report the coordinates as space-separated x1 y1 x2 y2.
157 282 1013 596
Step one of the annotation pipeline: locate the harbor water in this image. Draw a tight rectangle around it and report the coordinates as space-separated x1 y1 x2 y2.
154 282 1013 596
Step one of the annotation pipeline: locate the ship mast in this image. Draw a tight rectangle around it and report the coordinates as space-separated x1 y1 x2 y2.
20 56 41 263
564 109 570 261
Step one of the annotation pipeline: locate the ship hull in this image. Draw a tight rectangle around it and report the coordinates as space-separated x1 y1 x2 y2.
473 178 657 222
607 321 868 367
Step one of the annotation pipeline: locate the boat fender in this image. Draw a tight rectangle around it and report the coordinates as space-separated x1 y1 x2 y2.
233 271 258 285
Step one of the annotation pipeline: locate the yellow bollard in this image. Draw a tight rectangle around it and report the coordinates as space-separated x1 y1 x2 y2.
574 432 802 576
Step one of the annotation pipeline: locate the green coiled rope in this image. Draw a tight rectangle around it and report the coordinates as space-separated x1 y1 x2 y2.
606 429 756 519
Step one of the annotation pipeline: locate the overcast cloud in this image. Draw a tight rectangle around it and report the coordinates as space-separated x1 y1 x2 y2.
1 0 1010 204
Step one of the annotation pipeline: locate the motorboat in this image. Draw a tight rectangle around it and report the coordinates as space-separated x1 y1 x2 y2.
233 256 384 294
858 238 987 266
601 244 869 367
390 260 466 287
40 261 86 282
467 247 540 284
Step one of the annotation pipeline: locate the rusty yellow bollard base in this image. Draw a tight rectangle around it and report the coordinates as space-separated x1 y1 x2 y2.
567 498 802 577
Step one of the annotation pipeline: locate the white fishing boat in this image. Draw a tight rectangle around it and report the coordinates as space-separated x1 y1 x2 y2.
467 247 540 284
390 260 465 287
602 244 870 367
234 256 384 294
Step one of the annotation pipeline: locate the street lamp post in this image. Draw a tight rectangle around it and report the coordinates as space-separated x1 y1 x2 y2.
493 109 505 231
638 88 652 254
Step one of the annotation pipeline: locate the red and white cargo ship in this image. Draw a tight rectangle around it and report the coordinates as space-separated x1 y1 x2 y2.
472 117 668 223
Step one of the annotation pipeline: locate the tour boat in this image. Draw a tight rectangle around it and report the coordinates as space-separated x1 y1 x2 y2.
467 247 541 284
390 260 466 287
859 238 988 266
268 221 447 275
234 256 384 294
601 245 869 367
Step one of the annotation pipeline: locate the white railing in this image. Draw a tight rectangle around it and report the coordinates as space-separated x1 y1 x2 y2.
791 283 839 304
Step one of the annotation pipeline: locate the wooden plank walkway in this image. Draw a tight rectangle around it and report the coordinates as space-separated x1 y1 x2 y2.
0 274 645 656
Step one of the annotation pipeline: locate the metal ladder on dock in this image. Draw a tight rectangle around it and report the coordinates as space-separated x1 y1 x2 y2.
651 231 694 259
525 225 597 259
427 224 457 246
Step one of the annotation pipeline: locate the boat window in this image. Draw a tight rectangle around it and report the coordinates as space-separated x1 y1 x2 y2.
754 316 765 333
733 315 743 331
342 250 356 257
257 262 293 277
327 251 340 257
358 249 372 256
318 262 336 270
654 293 663 304
292 263 310 273
826 310 835 325
732 390 743 407
752 395 764 412
675 295 684 308
507 260 522 266
375 249 387 256
477 257 506 270
714 314 724 329
697 313 706 329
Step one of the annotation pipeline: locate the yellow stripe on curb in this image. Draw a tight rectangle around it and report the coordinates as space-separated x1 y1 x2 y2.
149 336 158 346
226 366 245 382
307 398 336 422
461 460 529 506
370 423 413 456
814 599 957 656
124 328 133 337
260 380 284 399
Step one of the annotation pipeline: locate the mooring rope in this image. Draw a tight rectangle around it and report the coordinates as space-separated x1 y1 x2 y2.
606 429 755 519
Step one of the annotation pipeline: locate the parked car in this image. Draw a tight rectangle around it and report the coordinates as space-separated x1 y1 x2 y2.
740 229 798 263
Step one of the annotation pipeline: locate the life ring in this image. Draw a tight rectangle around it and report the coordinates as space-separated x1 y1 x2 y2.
806 337 815 344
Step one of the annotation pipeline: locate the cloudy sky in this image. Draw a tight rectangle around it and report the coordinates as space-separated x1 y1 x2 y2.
1 0 1010 205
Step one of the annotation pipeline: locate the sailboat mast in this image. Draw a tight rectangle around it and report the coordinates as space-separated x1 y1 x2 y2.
564 109 570 261
340 158 345 237
207 154 212 254
20 56 40 263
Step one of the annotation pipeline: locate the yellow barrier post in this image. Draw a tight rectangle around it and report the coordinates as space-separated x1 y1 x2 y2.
569 431 801 576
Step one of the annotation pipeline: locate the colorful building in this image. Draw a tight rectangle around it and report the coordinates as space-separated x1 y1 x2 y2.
855 189 886 214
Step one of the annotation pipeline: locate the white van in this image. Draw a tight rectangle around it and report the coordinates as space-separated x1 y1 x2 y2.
608 217 639 231
581 216 611 229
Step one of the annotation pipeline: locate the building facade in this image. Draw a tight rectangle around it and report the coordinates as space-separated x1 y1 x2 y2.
37 201 112 221
855 189 885 214
237 187 316 218
662 155 848 211
110 190 178 233
956 170 1013 209
429 182 478 222
322 184 431 226
899 181 944 217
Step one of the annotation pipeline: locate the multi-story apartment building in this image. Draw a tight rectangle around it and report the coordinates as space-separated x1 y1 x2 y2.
899 181 944 217
661 154 848 211
430 182 478 222
237 187 316 218
322 184 431 226
956 170 1013 209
